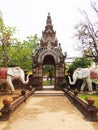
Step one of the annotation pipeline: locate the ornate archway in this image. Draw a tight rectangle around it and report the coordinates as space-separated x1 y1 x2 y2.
32 13 66 89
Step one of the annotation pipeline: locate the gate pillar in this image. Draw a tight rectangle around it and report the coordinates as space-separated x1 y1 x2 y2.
55 64 65 89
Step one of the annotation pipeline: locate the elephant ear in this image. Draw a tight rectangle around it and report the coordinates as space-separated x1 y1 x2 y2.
7 67 21 76
7 68 14 76
75 68 89 79
75 71 83 79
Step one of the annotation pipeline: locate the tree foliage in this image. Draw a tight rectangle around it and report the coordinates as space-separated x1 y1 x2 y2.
68 57 92 74
7 35 39 71
0 11 16 67
0 11 39 70
43 65 54 77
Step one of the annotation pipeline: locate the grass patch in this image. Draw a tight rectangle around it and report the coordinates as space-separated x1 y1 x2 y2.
79 93 98 108
43 80 54 86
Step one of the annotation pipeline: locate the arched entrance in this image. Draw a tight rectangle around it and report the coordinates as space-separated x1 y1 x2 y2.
32 13 66 90
43 55 55 89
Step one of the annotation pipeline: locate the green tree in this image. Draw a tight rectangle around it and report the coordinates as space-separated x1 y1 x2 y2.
68 57 92 74
43 65 54 77
0 11 16 67
0 11 39 70
7 34 39 71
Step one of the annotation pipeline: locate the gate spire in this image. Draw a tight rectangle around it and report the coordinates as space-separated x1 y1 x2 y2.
41 13 58 48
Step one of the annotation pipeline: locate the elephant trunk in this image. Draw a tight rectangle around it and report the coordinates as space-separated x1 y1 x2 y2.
25 74 30 84
20 74 30 84
68 76 77 85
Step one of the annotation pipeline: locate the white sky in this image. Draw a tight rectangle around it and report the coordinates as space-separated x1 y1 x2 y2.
0 0 95 60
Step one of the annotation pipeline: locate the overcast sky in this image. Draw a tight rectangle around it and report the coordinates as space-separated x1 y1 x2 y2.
0 0 96 60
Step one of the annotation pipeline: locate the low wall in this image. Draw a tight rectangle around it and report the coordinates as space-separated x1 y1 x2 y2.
63 88 98 121
0 88 36 119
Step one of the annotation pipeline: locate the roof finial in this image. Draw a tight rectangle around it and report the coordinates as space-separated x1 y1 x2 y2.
48 12 50 16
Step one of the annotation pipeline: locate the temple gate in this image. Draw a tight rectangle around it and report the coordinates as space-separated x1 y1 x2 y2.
32 13 66 89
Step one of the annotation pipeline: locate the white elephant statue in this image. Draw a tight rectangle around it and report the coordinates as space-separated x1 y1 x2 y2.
68 68 98 92
0 67 29 93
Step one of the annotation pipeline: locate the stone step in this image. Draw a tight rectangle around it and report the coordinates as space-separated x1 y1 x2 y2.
33 93 65 96
33 90 65 96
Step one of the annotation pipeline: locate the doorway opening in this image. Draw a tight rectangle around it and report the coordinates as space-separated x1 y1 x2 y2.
43 65 54 89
